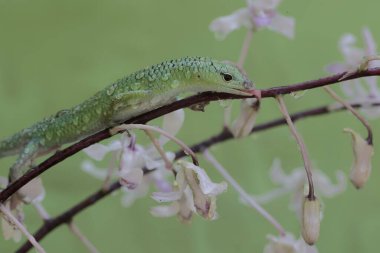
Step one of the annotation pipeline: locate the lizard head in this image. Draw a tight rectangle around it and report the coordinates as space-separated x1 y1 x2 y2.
201 60 256 97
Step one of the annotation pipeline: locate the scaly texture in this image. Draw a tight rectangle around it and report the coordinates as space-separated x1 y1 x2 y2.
0 56 254 181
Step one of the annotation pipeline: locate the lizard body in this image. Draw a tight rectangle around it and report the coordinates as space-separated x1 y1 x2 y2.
0 56 254 181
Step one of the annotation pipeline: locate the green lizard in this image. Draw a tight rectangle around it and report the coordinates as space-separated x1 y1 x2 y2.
0 56 255 183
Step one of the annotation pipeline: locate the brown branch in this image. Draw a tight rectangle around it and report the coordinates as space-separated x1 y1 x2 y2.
16 182 120 253
16 101 380 253
1 68 379 203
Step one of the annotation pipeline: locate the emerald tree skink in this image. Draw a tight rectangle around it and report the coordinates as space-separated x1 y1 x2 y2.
0 56 254 181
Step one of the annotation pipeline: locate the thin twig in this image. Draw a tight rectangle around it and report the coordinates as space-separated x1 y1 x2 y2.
0 204 46 253
68 222 100 253
323 86 373 144
203 150 286 236
237 29 253 68
143 130 173 170
2 68 380 203
276 95 315 200
111 124 198 166
16 101 380 253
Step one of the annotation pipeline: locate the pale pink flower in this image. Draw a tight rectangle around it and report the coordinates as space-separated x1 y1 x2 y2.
250 159 346 219
121 170 173 208
209 0 295 40
82 110 184 206
327 27 380 118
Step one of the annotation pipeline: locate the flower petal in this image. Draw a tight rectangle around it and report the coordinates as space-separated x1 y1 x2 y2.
81 161 110 180
150 203 180 218
270 159 304 190
362 27 377 58
177 187 195 223
159 109 185 146
314 170 346 197
18 177 45 203
120 181 150 207
151 191 182 202
268 14 295 39
180 161 228 196
119 168 144 190
83 141 121 161
209 8 252 40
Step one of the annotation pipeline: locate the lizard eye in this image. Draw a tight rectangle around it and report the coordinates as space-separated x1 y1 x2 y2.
221 72 233 82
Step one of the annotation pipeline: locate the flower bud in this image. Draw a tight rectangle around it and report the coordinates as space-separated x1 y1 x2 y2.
301 197 321 245
343 128 374 189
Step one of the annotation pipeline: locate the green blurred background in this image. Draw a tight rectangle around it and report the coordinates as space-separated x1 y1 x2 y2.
0 0 379 252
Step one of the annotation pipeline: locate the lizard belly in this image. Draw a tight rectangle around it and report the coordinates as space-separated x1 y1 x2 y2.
111 93 177 124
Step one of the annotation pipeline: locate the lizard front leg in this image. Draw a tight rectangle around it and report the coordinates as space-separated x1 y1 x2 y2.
9 140 40 182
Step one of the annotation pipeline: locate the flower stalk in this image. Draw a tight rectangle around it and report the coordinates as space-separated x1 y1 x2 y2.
276 95 315 200
323 86 373 144
203 149 286 236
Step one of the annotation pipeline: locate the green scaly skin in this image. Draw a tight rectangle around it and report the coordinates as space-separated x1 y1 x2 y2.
0 56 254 181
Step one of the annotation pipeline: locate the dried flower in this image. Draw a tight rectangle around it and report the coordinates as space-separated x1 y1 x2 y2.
209 0 295 40
1 202 22 242
0 177 22 242
343 128 374 188
301 197 321 245
151 160 227 222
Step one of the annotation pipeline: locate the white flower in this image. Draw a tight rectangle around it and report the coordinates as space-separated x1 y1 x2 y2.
209 0 295 40
250 159 346 219
326 27 380 118
151 160 227 222
121 169 173 208
82 110 184 206
264 232 318 253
